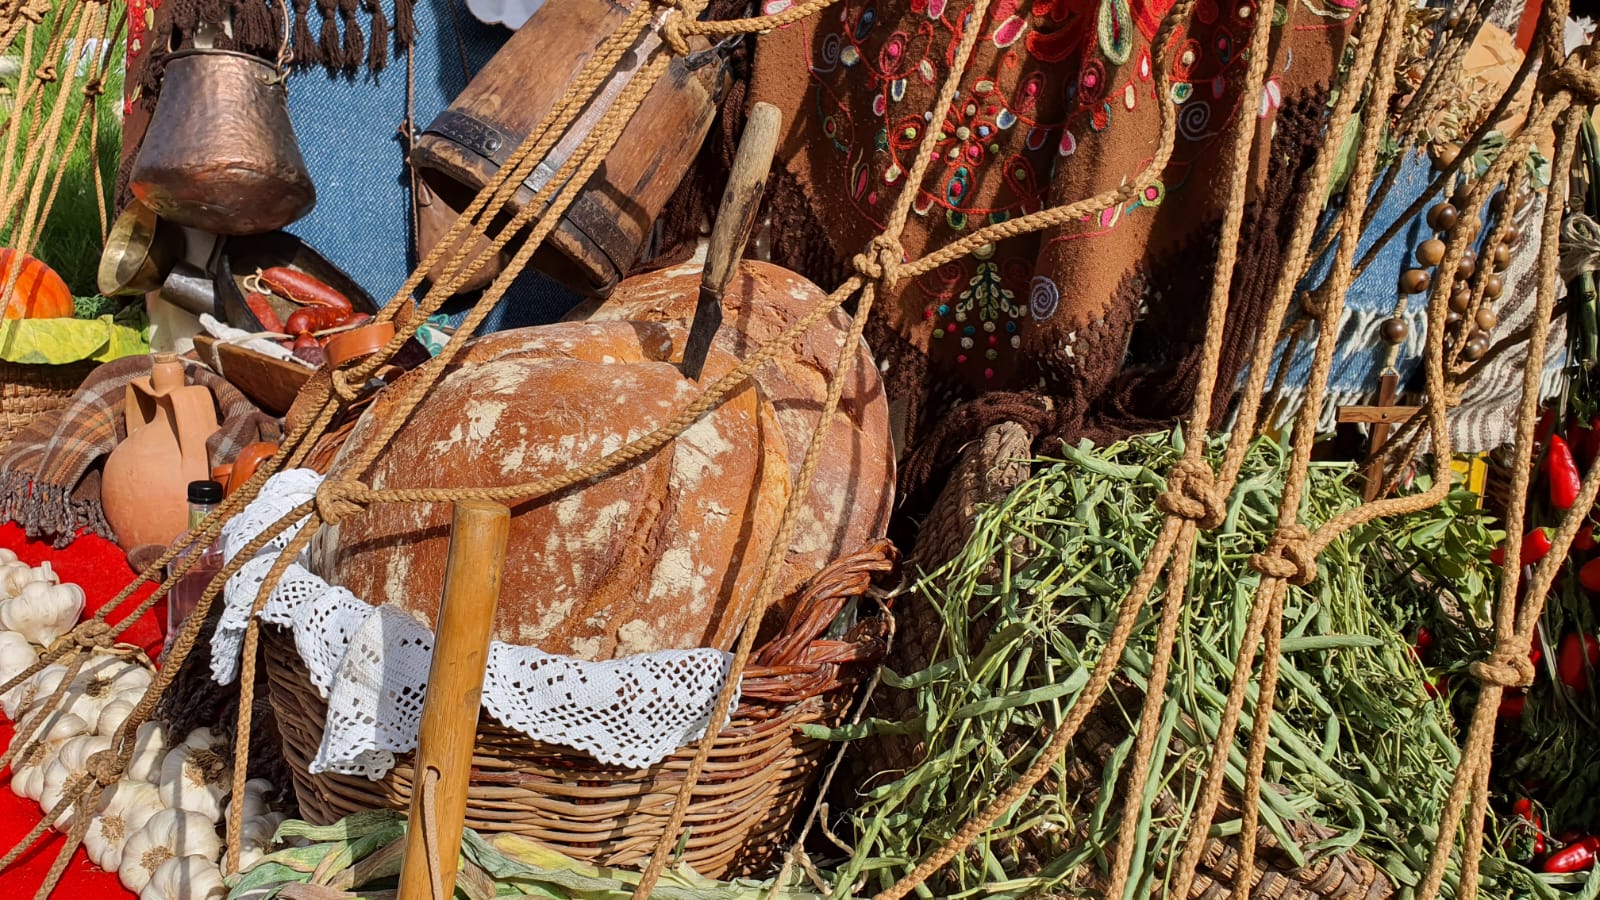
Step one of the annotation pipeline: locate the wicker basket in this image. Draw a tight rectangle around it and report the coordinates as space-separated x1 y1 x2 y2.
0 360 96 448
263 540 897 879
875 421 1394 900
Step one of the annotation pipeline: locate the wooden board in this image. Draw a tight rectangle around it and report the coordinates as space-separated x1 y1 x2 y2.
192 334 312 415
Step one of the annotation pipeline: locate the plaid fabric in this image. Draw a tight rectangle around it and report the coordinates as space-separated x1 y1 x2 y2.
0 355 281 547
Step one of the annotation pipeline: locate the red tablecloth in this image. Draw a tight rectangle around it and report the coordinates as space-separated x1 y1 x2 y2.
0 523 161 896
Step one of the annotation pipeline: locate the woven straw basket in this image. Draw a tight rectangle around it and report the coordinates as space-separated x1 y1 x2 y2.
885 422 1394 900
263 540 897 879
0 361 95 448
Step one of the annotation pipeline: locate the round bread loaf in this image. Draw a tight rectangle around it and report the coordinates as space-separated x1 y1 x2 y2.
579 260 895 633
315 320 792 659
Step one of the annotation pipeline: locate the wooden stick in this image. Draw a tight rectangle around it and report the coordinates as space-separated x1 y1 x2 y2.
397 500 511 900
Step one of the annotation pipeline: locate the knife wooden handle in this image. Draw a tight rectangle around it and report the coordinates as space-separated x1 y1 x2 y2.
399 500 510 900
702 102 782 299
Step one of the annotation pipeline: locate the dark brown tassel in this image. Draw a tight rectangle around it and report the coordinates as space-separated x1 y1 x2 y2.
231 0 278 60
365 0 389 72
392 0 414 50
316 0 343 71
291 0 320 66
339 0 363 73
195 0 230 31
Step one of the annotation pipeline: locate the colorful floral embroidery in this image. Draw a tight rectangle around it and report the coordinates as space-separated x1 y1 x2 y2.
804 0 1291 378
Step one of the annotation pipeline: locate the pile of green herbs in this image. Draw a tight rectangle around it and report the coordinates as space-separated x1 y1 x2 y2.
1 0 125 299
820 431 1562 899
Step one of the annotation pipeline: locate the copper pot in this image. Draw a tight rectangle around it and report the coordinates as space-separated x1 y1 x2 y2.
129 49 316 235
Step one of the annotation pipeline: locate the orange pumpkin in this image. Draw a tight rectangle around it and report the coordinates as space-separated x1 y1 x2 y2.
0 249 73 319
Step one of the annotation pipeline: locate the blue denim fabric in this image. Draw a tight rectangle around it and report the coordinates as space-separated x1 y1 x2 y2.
1264 150 1467 396
280 0 582 331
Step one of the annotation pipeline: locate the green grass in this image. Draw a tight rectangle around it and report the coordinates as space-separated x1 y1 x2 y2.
1 2 126 298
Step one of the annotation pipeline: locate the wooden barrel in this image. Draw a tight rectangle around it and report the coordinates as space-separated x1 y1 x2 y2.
409 0 728 298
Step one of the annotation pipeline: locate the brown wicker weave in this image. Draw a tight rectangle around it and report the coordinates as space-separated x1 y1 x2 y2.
0 360 96 448
263 540 897 879
873 421 1394 900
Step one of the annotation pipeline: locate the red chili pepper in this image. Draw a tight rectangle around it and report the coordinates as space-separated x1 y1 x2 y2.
1548 435 1583 509
1413 626 1436 664
1578 522 1597 553
1543 835 1600 873
1492 528 1555 567
1425 674 1450 699
1560 633 1600 690
259 267 353 312
284 306 351 336
1531 631 1545 669
1499 690 1527 720
1582 557 1600 593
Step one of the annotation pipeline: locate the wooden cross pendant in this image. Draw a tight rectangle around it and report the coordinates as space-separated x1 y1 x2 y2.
1336 372 1421 501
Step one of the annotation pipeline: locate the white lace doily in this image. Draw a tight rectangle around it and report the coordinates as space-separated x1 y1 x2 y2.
210 470 738 779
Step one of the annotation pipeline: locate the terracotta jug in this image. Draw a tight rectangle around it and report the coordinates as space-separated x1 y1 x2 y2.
102 354 222 553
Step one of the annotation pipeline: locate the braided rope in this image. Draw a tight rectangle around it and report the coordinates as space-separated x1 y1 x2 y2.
1415 44 1585 900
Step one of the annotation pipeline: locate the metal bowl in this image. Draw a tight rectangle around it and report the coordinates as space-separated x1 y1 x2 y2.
214 232 379 333
98 200 183 296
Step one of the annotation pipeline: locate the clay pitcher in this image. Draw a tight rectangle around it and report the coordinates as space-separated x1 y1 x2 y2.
102 354 222 554
128 49 316 235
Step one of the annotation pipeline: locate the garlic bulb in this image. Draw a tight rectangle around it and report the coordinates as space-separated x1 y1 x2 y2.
39 733 112 828
29 707 91 746
157 737 231 822
126 720 170 783
0 560 34 598
3 663 67 719
118 809 222 894
0 579 85 646
85 779 165 870
223 778 274 824
229 811 286 875
11 740 51 801
97 697 137 737
0 560 59 599
139 854 226 900
0 548 17 565
0 631 38 685
67 655 153 723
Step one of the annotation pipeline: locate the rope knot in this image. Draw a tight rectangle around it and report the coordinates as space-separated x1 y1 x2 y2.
1248 524 1317 585
72 621 113 650
1469 651 1535 689
85 750 122 786
315 480 367 524
1155 459 1226 529
852 235 906 285
330 369 365 403
33 63 57 82
1539 63 1600 105
82 79 104 98
660 8 692 57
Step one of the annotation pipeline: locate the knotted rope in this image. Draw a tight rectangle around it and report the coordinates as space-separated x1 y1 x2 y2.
1154 459 1227 529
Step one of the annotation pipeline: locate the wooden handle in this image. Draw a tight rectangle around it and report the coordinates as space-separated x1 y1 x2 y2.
398 501 511 900
702 102 782 298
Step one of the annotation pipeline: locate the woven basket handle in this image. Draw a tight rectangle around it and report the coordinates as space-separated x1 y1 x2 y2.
755 538 898 668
